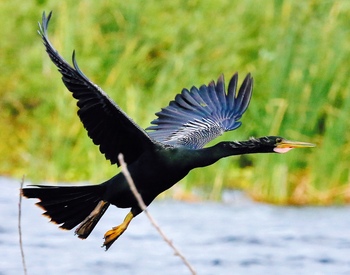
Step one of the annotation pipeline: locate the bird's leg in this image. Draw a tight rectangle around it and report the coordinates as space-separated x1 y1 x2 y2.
102 211 134 250
75 200 110 239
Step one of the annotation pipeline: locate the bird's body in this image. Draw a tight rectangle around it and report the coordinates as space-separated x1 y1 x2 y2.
105 146 192 208
22 12 315 250
104 140 267 208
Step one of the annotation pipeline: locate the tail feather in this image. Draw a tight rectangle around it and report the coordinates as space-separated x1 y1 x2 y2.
38 193 96 209
42 197 99 228
22 184 107 231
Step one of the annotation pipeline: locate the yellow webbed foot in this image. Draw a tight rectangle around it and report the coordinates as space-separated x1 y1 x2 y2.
103 226 125 250
102 211 134 250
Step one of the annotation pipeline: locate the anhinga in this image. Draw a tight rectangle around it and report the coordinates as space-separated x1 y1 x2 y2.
22 12 315 250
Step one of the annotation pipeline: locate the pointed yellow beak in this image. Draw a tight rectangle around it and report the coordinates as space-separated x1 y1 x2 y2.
274 139 316 153
276 139 316 149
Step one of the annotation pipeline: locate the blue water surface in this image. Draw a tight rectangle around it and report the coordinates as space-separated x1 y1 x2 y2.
1 176 350 275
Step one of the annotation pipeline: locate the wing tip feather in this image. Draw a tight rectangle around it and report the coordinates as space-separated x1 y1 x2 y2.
147 72 254 148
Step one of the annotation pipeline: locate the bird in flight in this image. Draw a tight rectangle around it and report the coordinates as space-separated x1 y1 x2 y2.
22 12 315 250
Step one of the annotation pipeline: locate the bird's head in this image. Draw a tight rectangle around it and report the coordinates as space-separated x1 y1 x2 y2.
253 136 315 153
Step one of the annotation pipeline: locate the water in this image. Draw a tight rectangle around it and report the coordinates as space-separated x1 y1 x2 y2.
1 176 350 275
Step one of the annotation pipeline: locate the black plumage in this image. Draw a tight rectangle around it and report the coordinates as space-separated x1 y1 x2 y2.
22 12 315 250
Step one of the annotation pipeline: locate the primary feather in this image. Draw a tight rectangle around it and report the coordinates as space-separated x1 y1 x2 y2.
147 74 253 148
38 12 154 166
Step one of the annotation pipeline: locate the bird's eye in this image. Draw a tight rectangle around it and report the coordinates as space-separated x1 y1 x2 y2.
276 138 283 143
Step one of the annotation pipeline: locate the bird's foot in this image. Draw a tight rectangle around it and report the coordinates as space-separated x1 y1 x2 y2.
102 211 133 250
75 200 109 239
102 225 126 250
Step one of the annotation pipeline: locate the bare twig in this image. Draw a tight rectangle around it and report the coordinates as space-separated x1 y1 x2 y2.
18 175 28 275
118 153 196 275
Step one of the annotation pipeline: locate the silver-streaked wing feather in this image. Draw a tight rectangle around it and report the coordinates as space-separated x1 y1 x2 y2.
147 73 253 149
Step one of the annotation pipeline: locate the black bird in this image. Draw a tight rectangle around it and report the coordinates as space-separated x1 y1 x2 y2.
22 12 315 250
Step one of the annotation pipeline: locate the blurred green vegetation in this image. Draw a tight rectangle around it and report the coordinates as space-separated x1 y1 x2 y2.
1 0 350 204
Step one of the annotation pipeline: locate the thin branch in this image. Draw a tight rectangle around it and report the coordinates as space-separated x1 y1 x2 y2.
18 175 28 275
118 153 196 275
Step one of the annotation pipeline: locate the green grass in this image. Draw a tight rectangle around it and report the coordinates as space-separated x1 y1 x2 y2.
1 0 350 204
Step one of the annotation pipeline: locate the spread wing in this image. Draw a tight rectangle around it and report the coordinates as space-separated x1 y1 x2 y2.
39 12 155 166
146 73 253 149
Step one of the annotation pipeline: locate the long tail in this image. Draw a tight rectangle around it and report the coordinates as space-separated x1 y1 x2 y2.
21 184 110 238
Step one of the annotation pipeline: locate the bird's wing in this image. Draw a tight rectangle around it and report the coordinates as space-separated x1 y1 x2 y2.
39 12 155 166
146 73 253 149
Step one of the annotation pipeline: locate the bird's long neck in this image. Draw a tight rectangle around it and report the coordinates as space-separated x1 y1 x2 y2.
186 138 272 169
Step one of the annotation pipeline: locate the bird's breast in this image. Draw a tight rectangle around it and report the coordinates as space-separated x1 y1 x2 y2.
127 149 191 193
